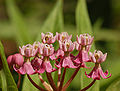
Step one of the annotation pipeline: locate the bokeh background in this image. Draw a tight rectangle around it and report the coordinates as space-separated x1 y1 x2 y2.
0 0 120 91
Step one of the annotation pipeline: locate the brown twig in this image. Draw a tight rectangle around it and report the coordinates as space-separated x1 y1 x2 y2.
62 66 80 91
27 74 46 91
17 73 21 88
80 79 96 91
38 74 53 91
46 72 57 91
59 68 66 91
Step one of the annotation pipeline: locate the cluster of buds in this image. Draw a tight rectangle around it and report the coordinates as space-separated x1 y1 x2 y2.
7 32 111 91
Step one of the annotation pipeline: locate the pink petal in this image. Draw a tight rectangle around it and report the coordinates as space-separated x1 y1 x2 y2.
89 52 96 63
44 61 53 73
18 62 35 75
41 32 45 40
56 49 64 57
37 65 45 73
82 50 90 62
7 55 14 66
62 56 76 68
74 57 81 64
99 67 111 79
13 53 24 66
68 43 75 52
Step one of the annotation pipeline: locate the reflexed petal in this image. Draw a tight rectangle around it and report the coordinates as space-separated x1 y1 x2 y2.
44 61 53 73
13 53 24 66
7 55 14 66
18 61 35 75
82 50 90 62
56 49 64 57
62 56 76 68
99 67 111 79
89 52 96 63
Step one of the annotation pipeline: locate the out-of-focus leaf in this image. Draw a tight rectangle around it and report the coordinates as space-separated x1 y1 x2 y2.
0 70 7 91
76 0 99 91
100 58 120 90
0 41 18 91
22 74 41 91
93 19 103 32
76 0 92 34
106 77 120 91
5 0 32 46
0 71 2 90
36 0 64 41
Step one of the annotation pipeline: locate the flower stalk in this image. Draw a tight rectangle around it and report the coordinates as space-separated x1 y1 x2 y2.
17 73 21 88
80 79 96 91
27 74 46 91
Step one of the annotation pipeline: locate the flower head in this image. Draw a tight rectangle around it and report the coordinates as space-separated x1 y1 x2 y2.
38 43 54 56
57 32 72 42
31 57 55 73
85 50 111 80
41 32 57 44
19 44 38 57
89 50 107 63
76 34 94 46
59 39 75 52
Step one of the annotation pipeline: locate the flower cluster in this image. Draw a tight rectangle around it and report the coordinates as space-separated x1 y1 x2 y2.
7 32 111 90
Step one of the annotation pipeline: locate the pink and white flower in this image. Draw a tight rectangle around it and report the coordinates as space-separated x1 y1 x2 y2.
57 32 72 42
85 50 111 80
38 43 54 56
41 32 57 44
19 44 38 57
76 34 94 46
31 57 55 73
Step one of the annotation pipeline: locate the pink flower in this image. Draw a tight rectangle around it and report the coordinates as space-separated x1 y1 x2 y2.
76 34 94 46
31 57 55 73
7 53 24 67
38 43 54 56
57 32 72 42
74 50 90 68
41 32 57 44
85 50 111 80
59 39 75 52
19 44 38 57
13 53 24 67
55 39 76 68
14 61 36 75
7 55 14 67
74 41 91 52
56 56 77 68
89 50 107 63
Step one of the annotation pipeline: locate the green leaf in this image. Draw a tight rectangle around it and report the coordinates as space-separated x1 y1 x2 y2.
0 70 7 91
36 0 64 41
0 71 2 90
76 0 99 91
76 0 92 34
100 58 120 90
106 77 120 91
22 74 41 91
0 41 18 91
5 0 32 46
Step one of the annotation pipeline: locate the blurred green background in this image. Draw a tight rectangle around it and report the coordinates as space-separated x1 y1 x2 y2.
0 0 120 91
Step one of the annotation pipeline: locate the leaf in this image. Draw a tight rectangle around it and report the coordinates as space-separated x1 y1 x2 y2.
5 0 32 46
22 74 41 91
106 77 120 91
36 0 64 41
76 0 99 91
100 58 120 90
0 70 7 91
0 41 18 91
0 71 2 90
